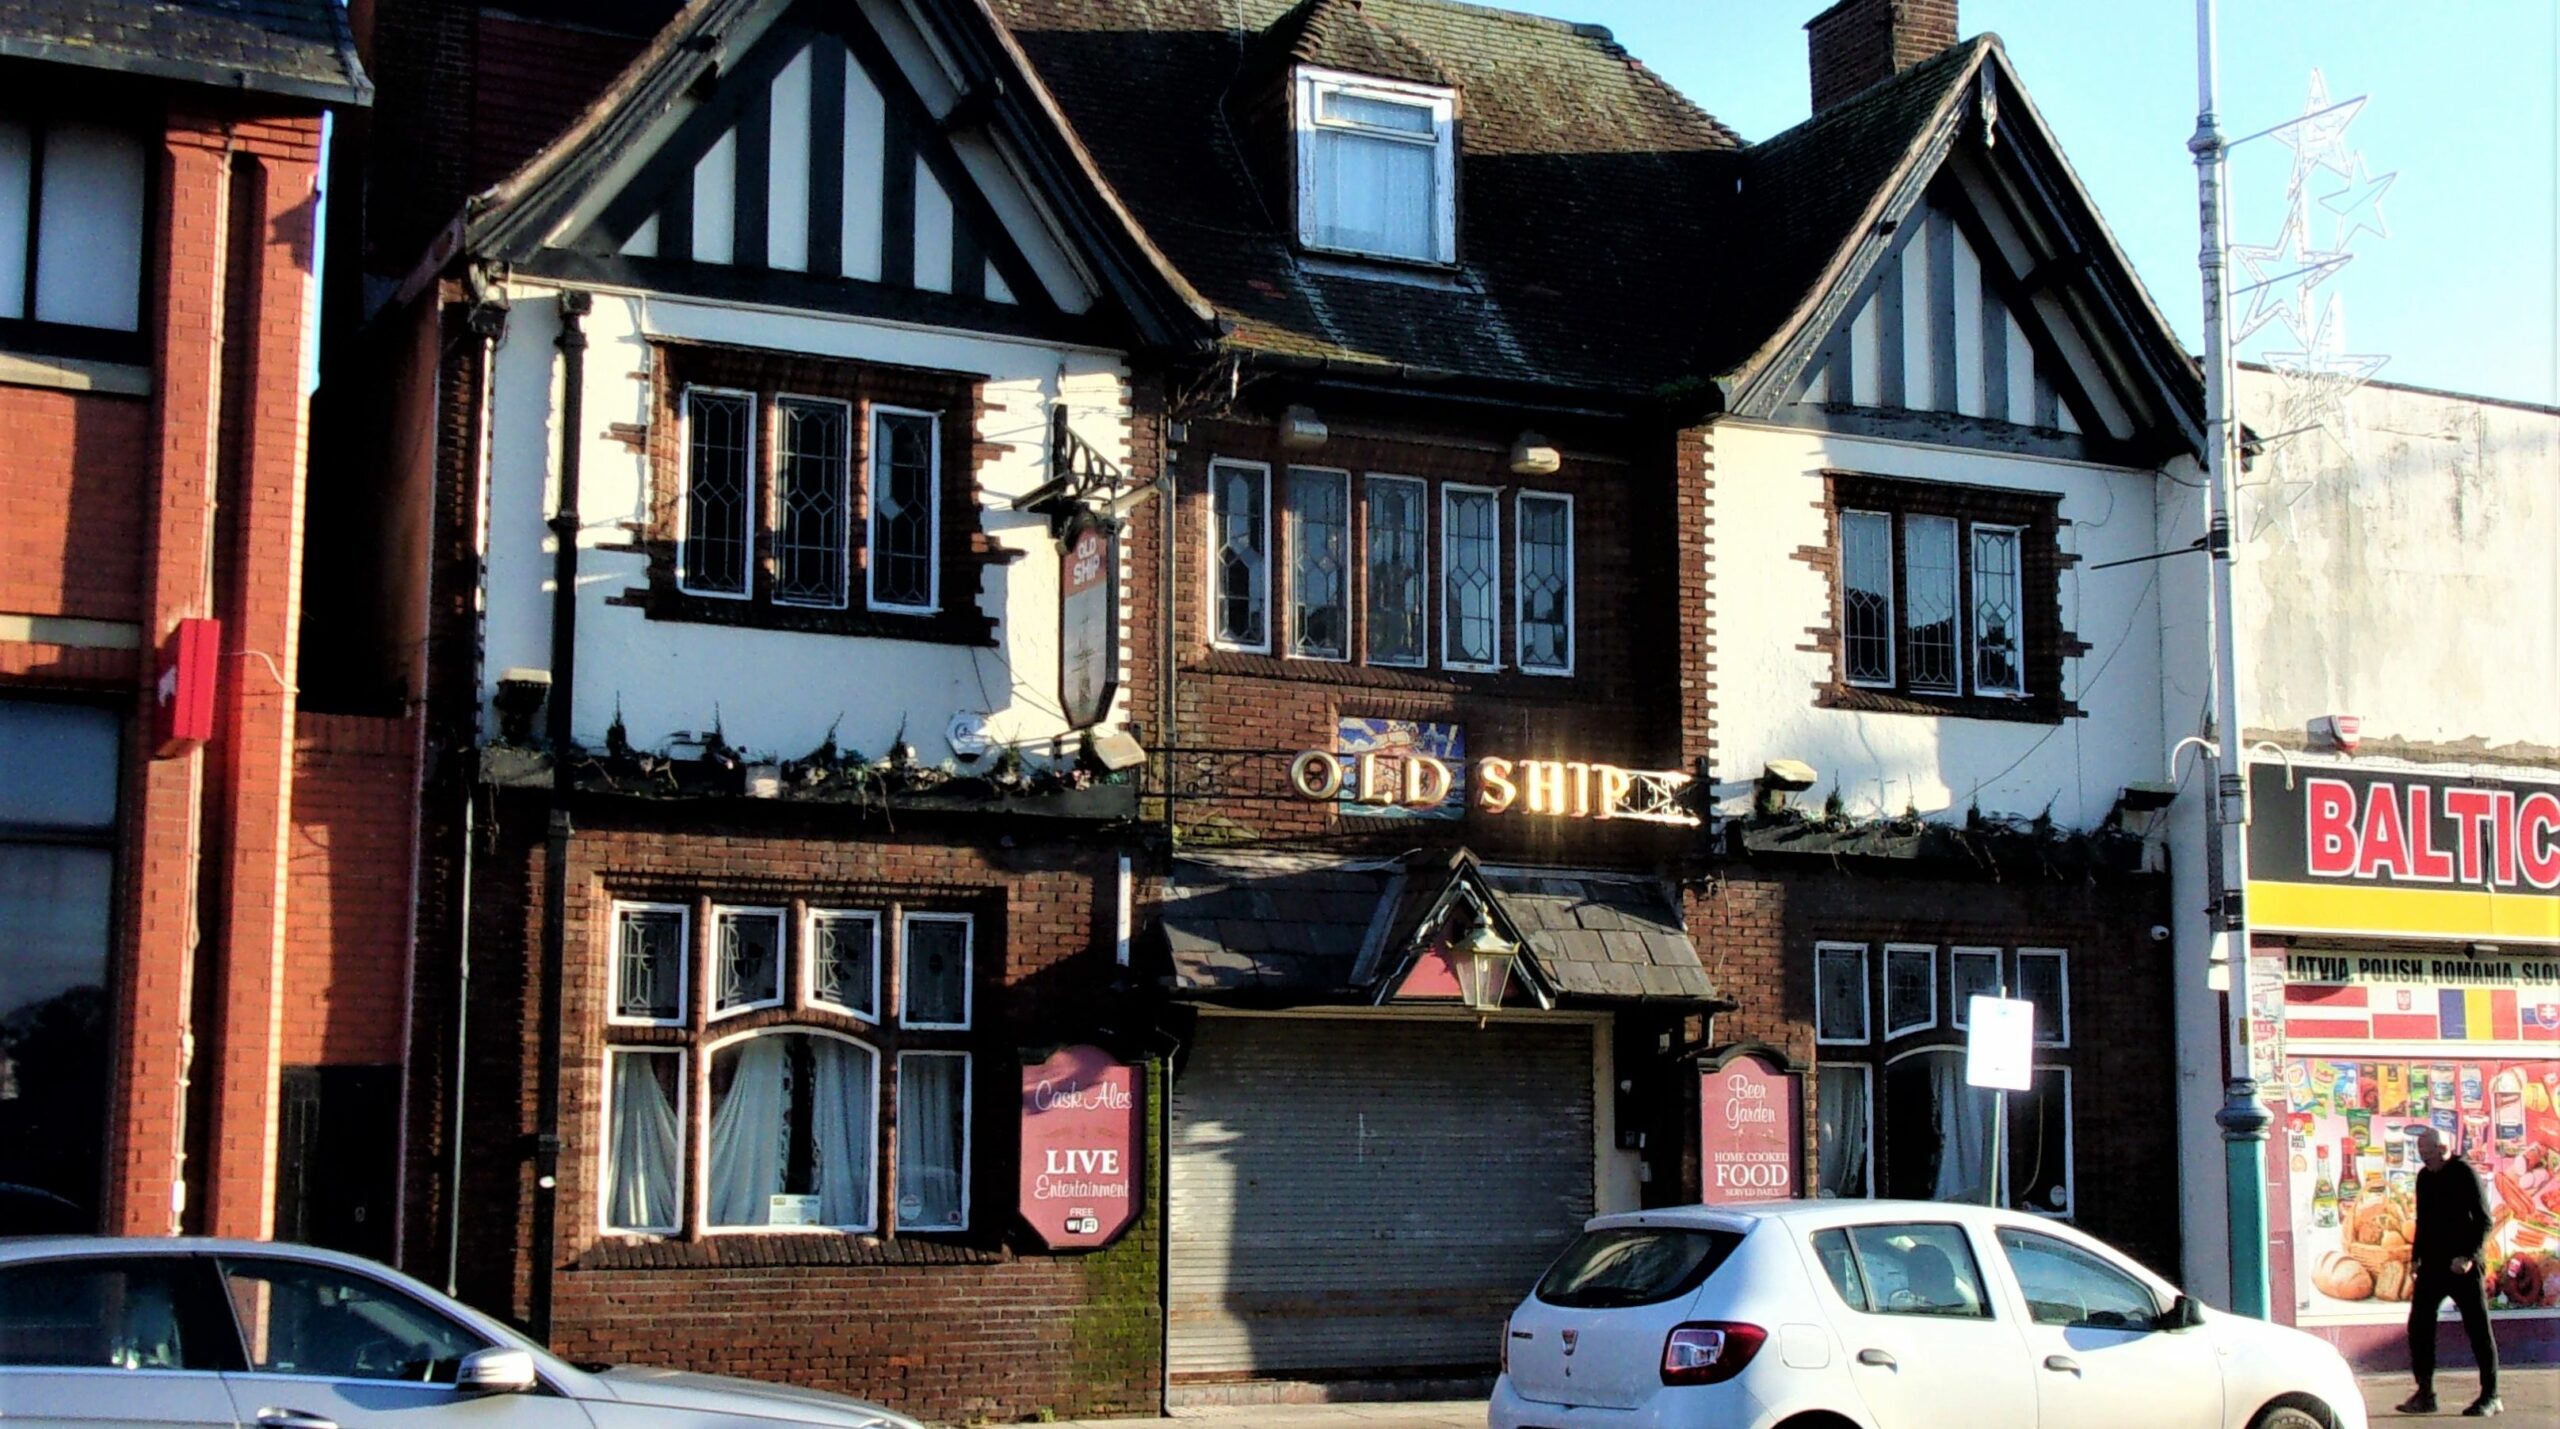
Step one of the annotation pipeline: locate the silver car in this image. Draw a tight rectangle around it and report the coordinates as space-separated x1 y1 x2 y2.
0 1237 922 1429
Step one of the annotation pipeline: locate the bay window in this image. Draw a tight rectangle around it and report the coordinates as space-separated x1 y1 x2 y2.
600 899 976 1238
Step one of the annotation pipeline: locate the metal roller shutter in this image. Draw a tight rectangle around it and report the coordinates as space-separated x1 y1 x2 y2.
1167 1014 1595 1382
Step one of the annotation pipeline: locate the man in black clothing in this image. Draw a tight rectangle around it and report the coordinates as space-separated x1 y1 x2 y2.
2397 1125 2500 1417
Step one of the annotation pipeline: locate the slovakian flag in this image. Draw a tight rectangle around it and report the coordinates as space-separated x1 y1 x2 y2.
2527 999 2560 1041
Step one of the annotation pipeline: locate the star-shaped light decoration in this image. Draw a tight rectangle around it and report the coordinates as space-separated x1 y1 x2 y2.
2260 295 2388 456
2228 210 2352 349
2269 69 2365 187
2319 156 2396 251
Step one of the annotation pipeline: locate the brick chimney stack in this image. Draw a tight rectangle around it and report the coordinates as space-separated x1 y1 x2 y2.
1806 0 1959 113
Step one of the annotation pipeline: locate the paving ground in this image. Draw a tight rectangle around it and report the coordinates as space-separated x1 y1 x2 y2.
1022 1368 2557 1429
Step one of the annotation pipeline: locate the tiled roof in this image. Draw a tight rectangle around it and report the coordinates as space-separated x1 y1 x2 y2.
1161 848 1721 1005
0 0 370 104
989 0 1745 399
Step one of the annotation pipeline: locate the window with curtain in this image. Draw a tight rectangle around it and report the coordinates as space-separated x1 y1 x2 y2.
1814 941 2076 1216
1364 475 1427 666
1827 477 2058 708
1209 460 1270 650
1287 468 1350 660
1294 70 1455 264
897 1052 970 1231
599 900 977 1237
0 119 148 361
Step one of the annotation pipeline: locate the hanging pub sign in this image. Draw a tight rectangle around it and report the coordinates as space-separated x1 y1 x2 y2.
1019 1044 1140 1250
1698 1046 1802 1204
2247 764 2560 941
1058 517 1118 730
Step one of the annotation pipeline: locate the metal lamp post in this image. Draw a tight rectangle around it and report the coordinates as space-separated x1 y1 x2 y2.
2190 0 2273 1320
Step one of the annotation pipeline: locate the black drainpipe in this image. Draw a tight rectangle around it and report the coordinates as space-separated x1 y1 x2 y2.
530 289 589 1341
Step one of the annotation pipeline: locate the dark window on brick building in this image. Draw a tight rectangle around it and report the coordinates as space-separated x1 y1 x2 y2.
1814 941 2075 1217
0 118 149 364
1212 460 1575 677
601 901 974 1239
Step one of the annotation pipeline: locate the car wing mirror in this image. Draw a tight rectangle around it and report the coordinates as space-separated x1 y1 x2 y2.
2155 1294 2205 1331
457 1347 539 1394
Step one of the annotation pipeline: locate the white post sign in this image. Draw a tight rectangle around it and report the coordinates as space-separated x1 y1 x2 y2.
1967 996 2036 1091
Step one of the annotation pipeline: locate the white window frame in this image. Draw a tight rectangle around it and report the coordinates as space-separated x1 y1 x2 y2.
1284 465 1353 663
707 904 789 1020
770 392 856 611
895 1050 973 1232
1815 941 1871 1046
1292 66 1458 266
697 1025 882 1235
1512 489 1574 677
2015 1064 2075 1219
2017 946 2071 1047
675 385 759 600
898 910 975 1031
802 907 881 1022
1362 472 1429 668
1818 1061 1876 1199
1968 521 2027 697
1949 946 2004 1028
1882 942 1938 1039
608 900 691 1028
1839 508 1897 688
1439 482 1503 673
599 1046 686 1235
865 404 942 615
1900 512 1962 695
1206 458 1274 653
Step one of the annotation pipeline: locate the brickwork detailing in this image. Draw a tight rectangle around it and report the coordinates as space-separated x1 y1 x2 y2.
0 386 151 622
1686 862 2182 1277
445 805 1160 1423
1808 0 1961 114
284 713 423 1066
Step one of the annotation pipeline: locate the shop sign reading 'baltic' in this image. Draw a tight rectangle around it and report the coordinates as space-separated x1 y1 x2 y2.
1019 1045 1139 1250
2247 764 2560 942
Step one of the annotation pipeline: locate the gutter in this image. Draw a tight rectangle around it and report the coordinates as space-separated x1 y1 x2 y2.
0 39 374 107
530 289 591 1340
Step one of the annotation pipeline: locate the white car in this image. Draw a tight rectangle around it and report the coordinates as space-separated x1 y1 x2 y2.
0 1236 923 1429
1491 1200 2367 1429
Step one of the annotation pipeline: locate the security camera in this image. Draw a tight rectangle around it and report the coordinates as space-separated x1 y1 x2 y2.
2149 924 2172 943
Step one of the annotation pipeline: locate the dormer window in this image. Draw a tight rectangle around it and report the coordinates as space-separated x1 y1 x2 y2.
1294 68 1456 265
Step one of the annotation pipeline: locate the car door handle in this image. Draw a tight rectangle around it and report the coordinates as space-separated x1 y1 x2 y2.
1857 1348 1898 1368
2043 1355 2082 1375
257 1410 340 1429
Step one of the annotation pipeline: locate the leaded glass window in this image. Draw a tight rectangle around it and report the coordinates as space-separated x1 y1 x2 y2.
1442 486 1498 668
1816 942 1869 1044
612 904 687 1025
1884 944 1936 1038
773 397 850 607
1840 510 1894 686
1287 468 1349 659
1364 476 1426 665
868 408 938 611
1210 462 1269 649
1972 524 2024 695
681 388 754 597
1903 514 1959 693
807 910 878 1019
1515 492 1572 673
711 907 785 1017
900 913 971 1028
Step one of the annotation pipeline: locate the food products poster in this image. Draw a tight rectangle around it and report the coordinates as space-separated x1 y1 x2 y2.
2277 1054 2560 1320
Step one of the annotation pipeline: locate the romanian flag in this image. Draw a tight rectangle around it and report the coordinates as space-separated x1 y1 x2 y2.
2437 987 2521 1042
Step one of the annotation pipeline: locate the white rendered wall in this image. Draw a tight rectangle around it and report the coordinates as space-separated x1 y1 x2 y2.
1705 421 2171 829
480 280 1137 766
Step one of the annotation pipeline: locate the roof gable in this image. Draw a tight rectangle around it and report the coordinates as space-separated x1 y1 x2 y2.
1726 39 2201 459
468 0 1205 342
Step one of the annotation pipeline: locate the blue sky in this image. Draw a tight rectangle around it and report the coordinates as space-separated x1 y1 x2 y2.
1508 1 2560 407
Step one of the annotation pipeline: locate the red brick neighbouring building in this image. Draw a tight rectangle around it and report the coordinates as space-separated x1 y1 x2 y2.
0 3 386 1245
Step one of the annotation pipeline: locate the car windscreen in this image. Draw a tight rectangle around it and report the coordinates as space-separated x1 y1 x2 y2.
1535 1227 1744 1309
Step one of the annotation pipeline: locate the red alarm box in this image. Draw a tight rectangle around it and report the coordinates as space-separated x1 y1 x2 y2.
155 617 221 757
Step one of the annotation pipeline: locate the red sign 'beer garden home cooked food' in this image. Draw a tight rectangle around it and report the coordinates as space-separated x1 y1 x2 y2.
1698 1049 1802 1205
1019 1045 1140 1250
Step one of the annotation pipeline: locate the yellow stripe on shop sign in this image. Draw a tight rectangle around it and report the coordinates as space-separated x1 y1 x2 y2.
2465 987 2496 1040
2248 881 2560 941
